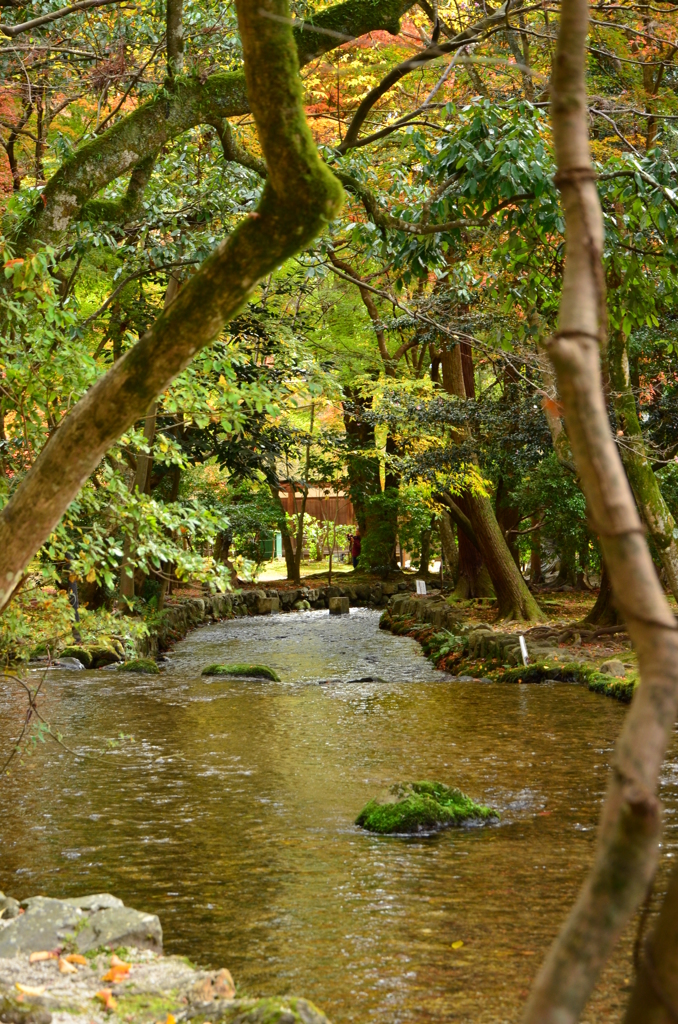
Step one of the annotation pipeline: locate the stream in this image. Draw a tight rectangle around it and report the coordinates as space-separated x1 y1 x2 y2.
1 608 677 1023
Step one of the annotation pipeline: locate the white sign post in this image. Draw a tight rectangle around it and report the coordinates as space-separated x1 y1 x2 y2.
415 579 427 596
518 635 529 666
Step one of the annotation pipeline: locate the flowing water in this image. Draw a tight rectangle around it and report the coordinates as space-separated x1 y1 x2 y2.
1 608 677 1023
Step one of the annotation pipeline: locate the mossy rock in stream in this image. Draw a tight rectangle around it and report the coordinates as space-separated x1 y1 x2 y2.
60 645 93 668
356 781 498 835
118 658 160 675
201 663 281 681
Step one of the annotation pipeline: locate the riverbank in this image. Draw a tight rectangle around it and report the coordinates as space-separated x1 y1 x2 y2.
0 891 328 1024
379 594 638 703
24 579 421 670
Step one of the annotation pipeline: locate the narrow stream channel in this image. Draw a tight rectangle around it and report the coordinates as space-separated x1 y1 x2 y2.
1 609 677 1023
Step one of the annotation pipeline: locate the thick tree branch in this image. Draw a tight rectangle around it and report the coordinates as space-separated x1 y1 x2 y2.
0 0 344 611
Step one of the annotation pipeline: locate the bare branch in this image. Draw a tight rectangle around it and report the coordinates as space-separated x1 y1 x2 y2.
0 0 127 38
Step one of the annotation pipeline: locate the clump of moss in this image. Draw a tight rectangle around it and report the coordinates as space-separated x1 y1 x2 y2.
201 663 281 681
498 660 638 703
356 780 498 834
118 658 160 674
60 645 93 668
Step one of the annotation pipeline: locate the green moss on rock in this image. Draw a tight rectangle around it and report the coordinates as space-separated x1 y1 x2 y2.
356 781 498 834
201 663 281 681
60 645 93 668
497 661 638 703
118 658 160 674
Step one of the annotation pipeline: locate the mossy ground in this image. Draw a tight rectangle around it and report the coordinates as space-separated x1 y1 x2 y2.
380 610 638 703
201 663 281 681
356 780 498 834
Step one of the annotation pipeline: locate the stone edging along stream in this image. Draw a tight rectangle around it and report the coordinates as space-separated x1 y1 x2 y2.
380 594 638 705
136 580 418 660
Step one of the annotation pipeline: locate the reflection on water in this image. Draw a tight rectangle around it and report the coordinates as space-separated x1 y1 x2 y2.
1 608 676 1023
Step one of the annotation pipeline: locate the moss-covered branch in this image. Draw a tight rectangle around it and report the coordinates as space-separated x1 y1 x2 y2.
0 0 344 611
79 152 156 224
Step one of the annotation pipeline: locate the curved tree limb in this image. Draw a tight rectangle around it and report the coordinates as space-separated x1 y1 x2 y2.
0 0 124 37
522 0 678 1020
0 0 344 612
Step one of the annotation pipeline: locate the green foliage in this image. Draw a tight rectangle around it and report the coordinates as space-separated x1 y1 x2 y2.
355 781 498 834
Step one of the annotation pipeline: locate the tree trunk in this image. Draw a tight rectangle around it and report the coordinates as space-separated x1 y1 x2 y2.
623 862 678 1024
439 510 458 586
522 0 678 1018
342 388 380 536
268 482 296 580
417 528 431 577
584 560 620 626
530 521 543 584
609 329 678 604
119 399 157 603
440 339 542 620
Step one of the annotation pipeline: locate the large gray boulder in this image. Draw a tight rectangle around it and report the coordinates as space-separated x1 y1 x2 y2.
0 899 81 958
75 906 162 953
0 894 162 957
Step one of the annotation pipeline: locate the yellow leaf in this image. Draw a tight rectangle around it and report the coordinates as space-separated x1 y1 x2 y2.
16 983 46 996
86 568 97 583
59 957 78 974
451 941 464 949
166 1015 177 1024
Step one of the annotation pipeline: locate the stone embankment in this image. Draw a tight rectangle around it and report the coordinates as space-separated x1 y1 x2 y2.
0 891 328 1024
138 580 420 660
383 593 638 703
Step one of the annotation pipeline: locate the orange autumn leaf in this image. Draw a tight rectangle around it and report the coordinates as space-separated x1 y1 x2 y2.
95 989 117 1010
101 966 130 983
16 983 46 996
64 954 88 965
58 957 78 974
110 954 130 969
29 951 58 963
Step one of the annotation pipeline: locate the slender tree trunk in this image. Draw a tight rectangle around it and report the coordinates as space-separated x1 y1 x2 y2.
119 400 157 602
609 329 678 604
417 528 431 577
268 482 296 580
530 521 543 584
522 0 678 1019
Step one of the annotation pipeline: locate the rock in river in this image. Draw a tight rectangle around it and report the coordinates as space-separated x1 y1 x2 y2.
355 781 498 835
0 894 161 958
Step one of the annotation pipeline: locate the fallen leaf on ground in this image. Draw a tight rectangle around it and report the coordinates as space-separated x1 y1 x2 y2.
59 957 78 974
166 1015 176 1024
102 966 130 983
95 989 118 1010
64 954 88 965
451 941 464 949
110 954 130 969
28 951 58 963
16 983 46 996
